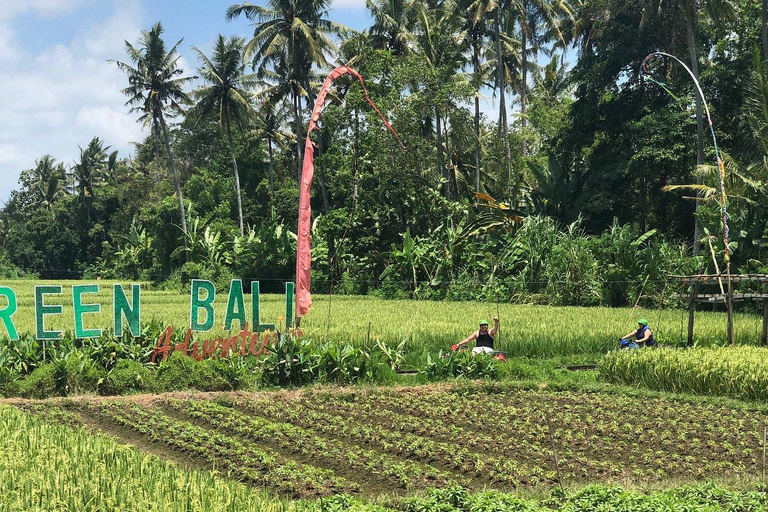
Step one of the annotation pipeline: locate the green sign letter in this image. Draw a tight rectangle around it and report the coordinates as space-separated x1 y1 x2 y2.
250 281 275 333
73 284 102 339
0 287 18 341
114 284 140 337
224 279 246 330
190 280 216 331
35 285 63 340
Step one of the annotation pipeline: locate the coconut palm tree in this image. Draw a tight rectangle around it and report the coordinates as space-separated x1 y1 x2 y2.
71 137 110 223
485 7 520 194
30 155 67 211
190 35 258 236
459 0 497 193
367 0 416 55
112 22 194 233
248 98 293 195
411 0 468 199
227 1 352 179
506 0 573 154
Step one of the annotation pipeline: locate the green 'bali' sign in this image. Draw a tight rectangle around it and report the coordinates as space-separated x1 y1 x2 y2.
0 280 294 341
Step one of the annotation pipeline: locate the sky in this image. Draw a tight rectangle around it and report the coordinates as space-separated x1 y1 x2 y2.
0 0 375 203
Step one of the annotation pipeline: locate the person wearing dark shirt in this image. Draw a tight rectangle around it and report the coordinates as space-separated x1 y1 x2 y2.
619 318 656 348
457 317 500 354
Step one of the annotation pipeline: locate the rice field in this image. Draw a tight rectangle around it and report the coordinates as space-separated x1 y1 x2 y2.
0 404 305 511
600 346 768 401
0 279 764 358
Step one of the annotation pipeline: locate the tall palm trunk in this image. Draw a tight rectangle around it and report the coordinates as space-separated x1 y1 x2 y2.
158 113 187 235
473 31 482 194
686 5 703 254
436 105 449 199
495 10 512 195
293 88 304 182
520 8 528 158
224 107 245 236
316 129 331 214
152 121 163 172
268 137 275 194
353 111 360 202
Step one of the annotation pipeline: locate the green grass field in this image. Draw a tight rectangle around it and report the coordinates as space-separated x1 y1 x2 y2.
1 279 764 359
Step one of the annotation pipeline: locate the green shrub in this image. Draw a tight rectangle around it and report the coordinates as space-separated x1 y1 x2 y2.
0 367 20 397
18 364 58 399
99 360 156 395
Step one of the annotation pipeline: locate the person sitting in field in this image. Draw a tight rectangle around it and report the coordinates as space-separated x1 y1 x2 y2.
455 317 500 355
619 318 656 349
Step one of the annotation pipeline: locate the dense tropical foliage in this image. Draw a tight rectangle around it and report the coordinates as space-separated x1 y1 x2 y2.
3 0 768 305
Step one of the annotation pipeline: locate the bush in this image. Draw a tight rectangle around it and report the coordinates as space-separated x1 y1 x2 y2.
0 367 20 397
155 352 230 392
99 360 156 395
18 364 58 399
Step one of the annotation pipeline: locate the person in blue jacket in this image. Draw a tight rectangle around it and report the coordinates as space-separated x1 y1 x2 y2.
619 318 656 349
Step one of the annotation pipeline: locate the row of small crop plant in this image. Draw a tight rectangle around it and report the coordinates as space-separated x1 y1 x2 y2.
599 346 768 401
219 395 545 487
162 398 451 492
80 400 354 499
302 386 763 482
0 404 312 512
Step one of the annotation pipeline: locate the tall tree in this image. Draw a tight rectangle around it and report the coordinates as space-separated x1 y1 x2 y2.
412 0 468 199
191 35 257 236
113 22 194 234
248 98 293 196
461 0 497 193
71 137 110 224
641 0 733 250
227 1 352 180
486 5 518 194
506 0 573 156
368 0 415 55
31 155 67 211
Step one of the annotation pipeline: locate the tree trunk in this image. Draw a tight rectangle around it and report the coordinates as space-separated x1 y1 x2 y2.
152 121 163 175
686 7 703 255
495 10 512 196
353 111 360 202
521 9 528 158
268 137 275 194
158 113 187 235
293 89 304 183
435 105 449 199
316 129 331 214
473 32 482 194
225 108 245 236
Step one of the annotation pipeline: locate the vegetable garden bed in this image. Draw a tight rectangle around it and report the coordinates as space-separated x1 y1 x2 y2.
19 382 768 499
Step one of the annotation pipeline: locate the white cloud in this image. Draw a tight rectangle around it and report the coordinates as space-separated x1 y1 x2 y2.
0 0 145 201
0 0 87 21
331 0 368 9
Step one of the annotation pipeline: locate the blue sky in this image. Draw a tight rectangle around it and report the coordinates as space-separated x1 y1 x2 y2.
0 0 373 203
